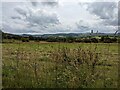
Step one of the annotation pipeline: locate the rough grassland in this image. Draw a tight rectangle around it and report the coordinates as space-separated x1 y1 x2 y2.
2 42 119 88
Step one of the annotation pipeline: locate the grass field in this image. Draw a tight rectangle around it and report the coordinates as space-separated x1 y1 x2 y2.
2 42 119 88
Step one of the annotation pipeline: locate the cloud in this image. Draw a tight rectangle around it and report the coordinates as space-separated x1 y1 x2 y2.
75 21 92 33
29 0 58 7
31 2 37 7
26 9 59 26
2 1 60 34
87 2 117 19
2 1 118 34
30 0 38 7
76 2 118 33
118 2 120 26
41 1 58 7
13 6 60 29
86 2 118 26
15 7 28 17
11 16 21 19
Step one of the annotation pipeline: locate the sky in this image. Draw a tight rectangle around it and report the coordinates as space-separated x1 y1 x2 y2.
0 0 119 34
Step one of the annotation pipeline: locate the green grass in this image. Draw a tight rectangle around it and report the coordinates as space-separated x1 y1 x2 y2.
2 42 119 88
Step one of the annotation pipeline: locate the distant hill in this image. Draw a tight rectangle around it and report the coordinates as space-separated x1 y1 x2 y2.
32 32 118 38
0 29 119 39
0 30 21 39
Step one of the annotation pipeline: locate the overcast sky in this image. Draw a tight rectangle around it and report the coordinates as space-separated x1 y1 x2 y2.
0 0 119 34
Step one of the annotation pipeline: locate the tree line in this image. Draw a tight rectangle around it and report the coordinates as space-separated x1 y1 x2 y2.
2 32 119 43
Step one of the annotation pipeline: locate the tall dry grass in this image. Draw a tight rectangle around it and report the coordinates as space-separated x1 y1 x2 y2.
50 46 101 88
2 43 118 88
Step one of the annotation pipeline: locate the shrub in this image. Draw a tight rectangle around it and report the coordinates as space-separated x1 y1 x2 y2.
21 37 29 42
91 38 99 43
